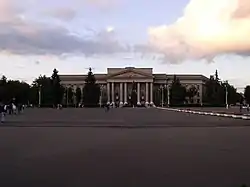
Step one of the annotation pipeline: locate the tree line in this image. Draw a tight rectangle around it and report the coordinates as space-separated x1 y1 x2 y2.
0 68 100 107
0 69 250 107
154 70 249 107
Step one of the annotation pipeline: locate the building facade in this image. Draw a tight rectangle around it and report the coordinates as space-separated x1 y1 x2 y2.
59 67 209 106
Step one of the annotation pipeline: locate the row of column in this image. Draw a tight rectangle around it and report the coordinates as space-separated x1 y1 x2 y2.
106 82 153 104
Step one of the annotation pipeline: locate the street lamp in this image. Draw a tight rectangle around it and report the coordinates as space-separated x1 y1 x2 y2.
224 81 228 109
73 92 76 108
100 85 104 108
38 85 41 108
166 78 170 107
66 87 69 107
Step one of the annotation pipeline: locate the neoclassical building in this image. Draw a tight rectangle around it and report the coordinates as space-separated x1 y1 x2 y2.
59 67 209 106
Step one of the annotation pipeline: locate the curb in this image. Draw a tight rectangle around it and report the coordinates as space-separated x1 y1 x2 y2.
156 107 250 120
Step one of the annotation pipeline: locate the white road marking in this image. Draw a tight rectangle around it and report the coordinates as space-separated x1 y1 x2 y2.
156 107 250 120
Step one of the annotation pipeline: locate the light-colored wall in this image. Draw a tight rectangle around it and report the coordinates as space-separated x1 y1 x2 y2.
60 68 208 104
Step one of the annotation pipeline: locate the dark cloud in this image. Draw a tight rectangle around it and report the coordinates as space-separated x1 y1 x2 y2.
0 0 134 58
0 19 129 56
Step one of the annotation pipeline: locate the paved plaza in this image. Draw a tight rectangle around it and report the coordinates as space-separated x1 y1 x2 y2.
1 108 250 187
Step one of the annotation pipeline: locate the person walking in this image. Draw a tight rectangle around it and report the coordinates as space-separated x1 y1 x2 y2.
105 103 110 112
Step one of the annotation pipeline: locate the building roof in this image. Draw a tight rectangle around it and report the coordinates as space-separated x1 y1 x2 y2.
59 73 209 82
166 74 209 81
59 67 209 82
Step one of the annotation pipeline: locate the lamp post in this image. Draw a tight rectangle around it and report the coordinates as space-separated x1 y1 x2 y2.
73 93 76 108
166 78 170 107
38 85 41 108
100 85 104 108
224 81 228 109
66 87 69 107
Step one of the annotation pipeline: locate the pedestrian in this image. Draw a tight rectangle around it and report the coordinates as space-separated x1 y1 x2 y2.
247 104 249 112
12 103 17 115
105 103 110 112
17 104 22 114
240 104 243 113
4 104 7 114
8 103 12 115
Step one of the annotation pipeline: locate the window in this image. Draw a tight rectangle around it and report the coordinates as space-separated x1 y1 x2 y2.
197 99 200 104
197 92 200 97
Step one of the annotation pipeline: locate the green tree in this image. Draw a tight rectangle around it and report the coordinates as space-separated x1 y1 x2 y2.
215 69 219 82
75 87 82 106
4 80 30 104
222 82 238 105
0 76 31 104
186 85 198 103
244 85 250 104
29 86 39 105
32 75 53 106
204 74 239 105
101 88 108 104
169 75 187 105
51 69 64 106
0 75 7 84
204 75 223 105
82 68 100 107
0 75 7 102
236 92 244 104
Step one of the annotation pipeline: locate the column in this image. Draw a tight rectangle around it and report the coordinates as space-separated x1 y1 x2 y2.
150 82 153 104
111 82 115 104
120 83 123 104
124 82 127 104
107 83 110 104
146 82 149 104
73 85 77 106
137 82 140 105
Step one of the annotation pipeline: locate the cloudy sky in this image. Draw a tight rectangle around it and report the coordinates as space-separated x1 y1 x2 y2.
0 0 250 91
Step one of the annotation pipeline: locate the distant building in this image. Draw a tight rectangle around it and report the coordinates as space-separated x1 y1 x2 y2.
59 67 209 105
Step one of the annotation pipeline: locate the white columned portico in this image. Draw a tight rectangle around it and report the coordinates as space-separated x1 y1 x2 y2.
111 82 115 104
124 82 127 104
150 82 153 105
137 82 140 105
107 83 110 104
120 82 123 105
146 82 149 105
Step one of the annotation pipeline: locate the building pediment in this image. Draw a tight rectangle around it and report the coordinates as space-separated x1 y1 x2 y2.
107 69 153 79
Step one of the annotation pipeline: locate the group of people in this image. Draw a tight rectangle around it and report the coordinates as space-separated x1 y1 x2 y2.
0 100 25 123
239 103 250 113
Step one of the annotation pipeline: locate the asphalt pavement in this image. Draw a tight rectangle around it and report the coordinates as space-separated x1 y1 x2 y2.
0 108 250 187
